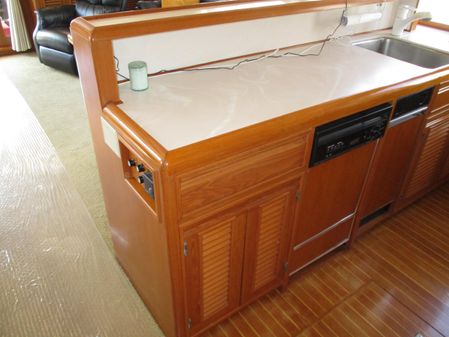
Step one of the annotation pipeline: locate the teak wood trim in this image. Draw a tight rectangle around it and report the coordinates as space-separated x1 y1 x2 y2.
72 0 393 41
103 104 167 164
419 20 449 32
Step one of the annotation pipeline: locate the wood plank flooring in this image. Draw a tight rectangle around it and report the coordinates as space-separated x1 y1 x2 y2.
202 183 449 337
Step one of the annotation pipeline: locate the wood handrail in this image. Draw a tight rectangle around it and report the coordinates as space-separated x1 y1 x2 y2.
419 20 449 32
72 0 392 41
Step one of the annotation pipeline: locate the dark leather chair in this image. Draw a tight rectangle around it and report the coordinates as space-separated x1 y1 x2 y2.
33 0 127 75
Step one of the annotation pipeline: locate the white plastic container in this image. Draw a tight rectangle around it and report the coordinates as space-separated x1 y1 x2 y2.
128 61 149 91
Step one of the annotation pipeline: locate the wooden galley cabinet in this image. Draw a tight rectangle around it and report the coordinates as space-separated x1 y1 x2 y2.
93 120 310 337
173 131 309 335
70 5 449 336
181 184 297 334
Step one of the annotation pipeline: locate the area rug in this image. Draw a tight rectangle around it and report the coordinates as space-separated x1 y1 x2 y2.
0 52 112 250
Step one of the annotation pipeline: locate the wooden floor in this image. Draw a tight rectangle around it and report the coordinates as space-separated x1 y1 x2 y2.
202 183 449 337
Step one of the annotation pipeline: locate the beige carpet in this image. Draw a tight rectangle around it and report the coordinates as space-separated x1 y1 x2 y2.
0 52 113 250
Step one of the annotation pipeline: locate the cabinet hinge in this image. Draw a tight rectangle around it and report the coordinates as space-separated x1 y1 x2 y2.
187 318 192 329
295 191 301 200
183 241 188 257
284 261 289 272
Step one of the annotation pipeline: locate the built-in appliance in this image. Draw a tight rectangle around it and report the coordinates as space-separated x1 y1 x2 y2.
357 87 434 228
391 87 434 123
309 103 391 167
291 103 392 273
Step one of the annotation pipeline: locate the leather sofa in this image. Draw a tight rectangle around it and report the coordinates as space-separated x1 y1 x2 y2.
33 0 127 75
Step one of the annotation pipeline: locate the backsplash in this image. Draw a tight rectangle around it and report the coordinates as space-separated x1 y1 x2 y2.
112 0 416 78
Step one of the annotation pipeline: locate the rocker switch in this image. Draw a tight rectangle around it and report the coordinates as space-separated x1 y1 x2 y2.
142 171 154 199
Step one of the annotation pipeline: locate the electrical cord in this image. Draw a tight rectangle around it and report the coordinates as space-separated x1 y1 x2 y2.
114 56 130 80
115 0 349 78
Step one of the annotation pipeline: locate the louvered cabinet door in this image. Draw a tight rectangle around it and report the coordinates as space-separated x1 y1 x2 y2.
403 110 449 199
241 186 296 303
442 155 449 180
182 213 246 335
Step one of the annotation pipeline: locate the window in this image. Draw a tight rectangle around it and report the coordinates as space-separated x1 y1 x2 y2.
417 0 449 26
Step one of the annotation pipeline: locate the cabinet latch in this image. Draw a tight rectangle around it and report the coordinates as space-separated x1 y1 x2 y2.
187 318 192 329
183 241 188 257
295 191 301 200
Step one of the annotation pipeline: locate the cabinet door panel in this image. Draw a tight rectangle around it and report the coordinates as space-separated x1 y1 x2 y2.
359 113 423 219
241 187 296 302
442 156 449 181
294 142 375 245
429 81 449 116
183 214 246 334
403 111 449 199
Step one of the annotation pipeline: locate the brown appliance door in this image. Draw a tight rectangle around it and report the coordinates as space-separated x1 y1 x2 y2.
358 111 424 222
293 142 376 246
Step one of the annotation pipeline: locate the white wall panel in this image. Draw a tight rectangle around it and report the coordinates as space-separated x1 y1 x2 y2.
113 2 398 78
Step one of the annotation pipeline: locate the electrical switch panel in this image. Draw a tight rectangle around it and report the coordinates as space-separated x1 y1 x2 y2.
119 141 157 212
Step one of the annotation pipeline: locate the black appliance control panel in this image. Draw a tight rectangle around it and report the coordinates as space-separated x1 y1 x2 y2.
310 103 391 167
393 87 434 120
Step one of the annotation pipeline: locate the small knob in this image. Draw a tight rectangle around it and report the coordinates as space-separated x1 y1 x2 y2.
127 159 136 167
137 176 144 184
136 164 145 172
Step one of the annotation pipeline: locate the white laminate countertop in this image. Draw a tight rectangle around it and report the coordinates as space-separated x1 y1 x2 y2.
118 28 449 151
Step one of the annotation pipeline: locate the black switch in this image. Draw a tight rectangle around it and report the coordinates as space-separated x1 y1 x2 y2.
136 164 145 172
137 176 144 184
127 159 136 167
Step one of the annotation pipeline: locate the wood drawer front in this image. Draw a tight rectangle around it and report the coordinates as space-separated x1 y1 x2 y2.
178 133 310 219
430 81 449 113
289 216 353 275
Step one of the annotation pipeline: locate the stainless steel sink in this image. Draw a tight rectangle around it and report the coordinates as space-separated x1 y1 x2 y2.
353 37 449 69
